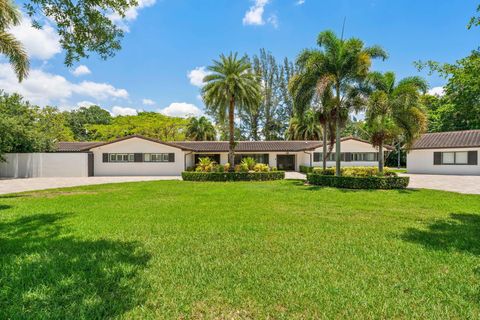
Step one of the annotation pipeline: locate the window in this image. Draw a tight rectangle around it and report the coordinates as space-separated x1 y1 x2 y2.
234 154 269 165
313 152 378 162
144 153 170 162
109 153 134 162
441 151 469 165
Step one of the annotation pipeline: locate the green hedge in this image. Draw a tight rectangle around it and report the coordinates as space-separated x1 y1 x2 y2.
307 174 409 189
182 171 285 182
299 165 316 173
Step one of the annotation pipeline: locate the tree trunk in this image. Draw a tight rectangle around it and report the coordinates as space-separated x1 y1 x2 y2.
322 124 327 171
378 142 384 173
228 96 235 171
335 84 341 177
397 142 401 169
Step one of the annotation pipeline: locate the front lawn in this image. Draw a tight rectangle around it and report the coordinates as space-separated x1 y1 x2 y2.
1 180 479 319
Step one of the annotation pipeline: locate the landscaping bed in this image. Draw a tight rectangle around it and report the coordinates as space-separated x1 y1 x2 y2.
182 171 285 181
307 173 409 189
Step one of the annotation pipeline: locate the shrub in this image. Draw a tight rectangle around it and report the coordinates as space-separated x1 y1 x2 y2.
182 171 285 182
307 174 409 189
253 163 269 172
311 166 397 177
240 157 257 171
299 165 315 173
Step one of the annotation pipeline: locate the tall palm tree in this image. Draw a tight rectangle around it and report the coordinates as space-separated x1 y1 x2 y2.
185 116 216 141
202 53 261 168
286 108 322 141
0 0 29 81
294 30 388 176
366 72 428 172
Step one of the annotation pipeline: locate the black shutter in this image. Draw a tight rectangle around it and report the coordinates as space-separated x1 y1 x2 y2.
433 152 442 165
102 153 109 163
313 153 320 162
264 154 269 164
168 153 175 162
345 153 353 162
134 153 143 162
468 151 478 165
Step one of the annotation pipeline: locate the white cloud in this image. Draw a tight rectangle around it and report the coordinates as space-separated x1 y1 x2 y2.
111 106 138 116
9 16 61 60
76 101 97 108
188 66 211 87
158 102 202 118
0 63 129 106
428 86 445 96
142 98 155 105
296 0 305 5
108 0 156 31
243 0 269 26
72 65 91 77
267 14 279 28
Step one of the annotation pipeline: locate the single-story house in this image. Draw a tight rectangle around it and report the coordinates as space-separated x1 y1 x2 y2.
407 130 479 175
0 135 390 178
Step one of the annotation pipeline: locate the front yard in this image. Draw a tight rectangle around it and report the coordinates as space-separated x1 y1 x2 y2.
1 180 479 319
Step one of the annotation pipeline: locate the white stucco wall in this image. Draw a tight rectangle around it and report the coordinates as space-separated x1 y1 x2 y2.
310 139 381 167
91 137 185 176
407 148 480 175
0 153 89 178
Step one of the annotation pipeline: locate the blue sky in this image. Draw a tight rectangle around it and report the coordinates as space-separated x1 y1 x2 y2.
1 0 479 116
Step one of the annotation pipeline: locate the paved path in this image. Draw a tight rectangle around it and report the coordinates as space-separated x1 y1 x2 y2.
403 174 480 195
285 171 307 180
0 176 181 195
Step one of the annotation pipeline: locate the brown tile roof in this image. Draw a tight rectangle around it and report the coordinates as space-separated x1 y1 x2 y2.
411 130 480 150
55 135 387 152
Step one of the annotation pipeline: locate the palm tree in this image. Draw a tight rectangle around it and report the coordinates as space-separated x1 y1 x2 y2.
202 53 261 168
185 116 216 141
286 108 322 141
366 72 428 172
0 0 29 81
294 30 388 176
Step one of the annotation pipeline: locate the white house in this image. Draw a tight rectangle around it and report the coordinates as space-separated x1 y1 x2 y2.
0 135 389 178
407 130 479 175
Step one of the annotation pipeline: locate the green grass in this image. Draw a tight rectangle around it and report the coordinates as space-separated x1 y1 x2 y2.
0 180 479 319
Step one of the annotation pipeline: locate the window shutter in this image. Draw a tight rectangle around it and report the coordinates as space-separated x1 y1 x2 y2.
433 152 442 165
313 153 320 162
264 154 269 165
134 153 143 162
345 153 353 162
102 153 109 163
168 153 175 162
468 151 478 165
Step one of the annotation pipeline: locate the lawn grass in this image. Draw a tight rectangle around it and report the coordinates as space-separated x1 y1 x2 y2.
0 180 479 319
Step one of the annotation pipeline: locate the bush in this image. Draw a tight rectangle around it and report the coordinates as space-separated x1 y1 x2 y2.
307 174 409 189
299 165 315 173
182 171 286 182
254 163 269 172
240 157 256 170
311 166 397 177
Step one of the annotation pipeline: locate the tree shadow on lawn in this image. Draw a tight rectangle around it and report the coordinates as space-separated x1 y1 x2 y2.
402 213 480 255
0 204 12 210
300 183 419 194
0 213 151 319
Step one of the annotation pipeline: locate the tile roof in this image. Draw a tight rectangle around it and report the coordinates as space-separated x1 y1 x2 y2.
411 130 480 150
55 141 104 152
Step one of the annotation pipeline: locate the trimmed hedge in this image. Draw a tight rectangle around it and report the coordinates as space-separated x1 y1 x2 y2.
182 171 285 182
299 165 316 173
307 173 409 190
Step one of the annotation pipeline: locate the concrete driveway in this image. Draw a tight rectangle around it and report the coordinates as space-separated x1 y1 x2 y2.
403 174 480 195
0 176 181 195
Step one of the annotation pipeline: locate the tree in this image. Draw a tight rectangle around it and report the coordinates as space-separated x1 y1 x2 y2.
417 51 480 131
286 109 322 141
365 71 428 172
186 116 216 141
0 0 29 81
66 105 112 140
202 53 261 168
294 30 387 175
468 4 480 29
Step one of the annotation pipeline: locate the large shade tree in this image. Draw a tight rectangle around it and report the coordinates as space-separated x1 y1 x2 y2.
202 53 261 168
365 71 428 172
186 116 216 141
294 30 388 175
0 0 29 81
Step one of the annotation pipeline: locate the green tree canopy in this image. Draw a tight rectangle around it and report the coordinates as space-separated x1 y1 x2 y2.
66 105 112 141
186 116 216 141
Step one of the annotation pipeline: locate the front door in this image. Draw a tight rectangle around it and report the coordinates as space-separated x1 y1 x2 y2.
277 155 295 171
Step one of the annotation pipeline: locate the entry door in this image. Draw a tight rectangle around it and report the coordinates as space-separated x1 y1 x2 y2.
88 153 94 177
277 155 295 171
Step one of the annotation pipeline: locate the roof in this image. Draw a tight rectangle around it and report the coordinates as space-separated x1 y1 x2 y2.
55 135 387 152
411 130 480 150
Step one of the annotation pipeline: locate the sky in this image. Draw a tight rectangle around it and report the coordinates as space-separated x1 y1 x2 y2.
1 0 479 117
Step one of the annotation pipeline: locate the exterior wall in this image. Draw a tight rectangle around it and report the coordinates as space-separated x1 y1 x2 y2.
407 148 480 175
91 137 185 176
0 153 88 178
310 139 381 167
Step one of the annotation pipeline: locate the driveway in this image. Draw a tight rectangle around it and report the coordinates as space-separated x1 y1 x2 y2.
0 176 181 195
403 174 480 195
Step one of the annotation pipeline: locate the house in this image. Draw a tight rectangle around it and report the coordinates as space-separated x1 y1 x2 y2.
0 135 389 178
407 130 479 175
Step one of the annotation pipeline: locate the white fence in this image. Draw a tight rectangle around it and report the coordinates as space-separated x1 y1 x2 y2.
0 153 89 178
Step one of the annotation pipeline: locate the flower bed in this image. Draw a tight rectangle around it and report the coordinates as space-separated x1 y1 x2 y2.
307 174 409 189
182 171 285 182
